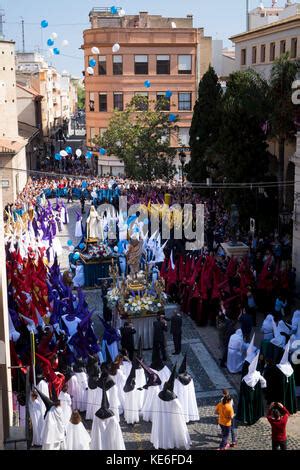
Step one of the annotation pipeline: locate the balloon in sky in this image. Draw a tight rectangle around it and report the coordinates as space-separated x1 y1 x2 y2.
169 113 177 122
53 48 60 55
61 39 69 47
99 148 106 155
73 253 80 261
76 149 82 157
86 67 94 75
91 46 100 55
51 32 58 40
171 22 177 28
112 43 120 53
41 20 48 28
65 146 72 154
67 240 73 246
60 150 68 157
47 38 54 47
110 6 118 14
86 151 93 159
165 90 173 98
54 153 61 161
89 58 97 68
119 8 126 17
144 80 151 88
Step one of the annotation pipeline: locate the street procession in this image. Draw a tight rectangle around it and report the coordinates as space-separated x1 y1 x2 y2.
0 0 300 458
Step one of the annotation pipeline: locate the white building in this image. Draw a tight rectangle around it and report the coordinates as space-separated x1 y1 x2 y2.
212 39 236 80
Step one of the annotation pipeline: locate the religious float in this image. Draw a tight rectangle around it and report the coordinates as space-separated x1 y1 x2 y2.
106 265 168 348
79 241 113 288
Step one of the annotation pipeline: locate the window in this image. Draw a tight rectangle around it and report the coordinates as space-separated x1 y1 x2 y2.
270 42 276 61
280 40 286 55
134 55 148 74
178 92 192 111
241 48 247 66
89 92 95 112
178 128 190 147
156 55 170 74
178 55 192 75
90 128 98 143
291 38 298 59
113 92 123 111
113 55 123 75
156 92 170 111
252 46 257 64
134 92 148 110
99 56 107 75
261 44 266 63
99 93 107 112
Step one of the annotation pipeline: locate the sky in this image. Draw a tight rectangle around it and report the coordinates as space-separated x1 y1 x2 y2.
0 1 286 76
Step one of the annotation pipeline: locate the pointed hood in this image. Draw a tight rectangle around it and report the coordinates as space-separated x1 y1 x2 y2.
136 358 161 389
73 358 86 373
242 352 262 388
150 355 165 372
123 362 136 393
105 344 113 366
34 387 56 418
276 341 294 378
95 381 114 420
158 363 177 401
97 369 115 391
245 334 257 364
177 353 192 386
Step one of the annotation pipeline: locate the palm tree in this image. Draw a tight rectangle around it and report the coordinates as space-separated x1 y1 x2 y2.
269 54 299 213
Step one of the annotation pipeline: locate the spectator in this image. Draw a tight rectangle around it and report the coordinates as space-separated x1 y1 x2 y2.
222 389 237 447
274 294 287 322
246 286 257 327
215 395 235 450
267 402 290 450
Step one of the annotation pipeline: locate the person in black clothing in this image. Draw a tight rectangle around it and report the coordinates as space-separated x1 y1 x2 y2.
170 309 182 355
67 187 73 203
80 193 86 214
238 307 253 343
152 314 168 362
120 322 136 361
218 311 236 367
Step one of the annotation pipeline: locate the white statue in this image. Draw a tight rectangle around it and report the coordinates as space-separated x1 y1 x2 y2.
86 206 103 240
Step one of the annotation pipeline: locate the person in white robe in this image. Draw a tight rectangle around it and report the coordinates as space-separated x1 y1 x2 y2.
136 359 162 423
72 264 85 288
291 310 300 334
174 354 199 423
65 369 81 411
227 329 248 374
73 360 88 412
66 410 91 450
35 388 66 450
29 390 44 447
75 211 83 238
123 361 140 424
271 320 293 349
150 364 191 450
93 368 120 422
261 314 275 340
36 376 50 418
134 339 146 410
58 384 72 427
150 357 171 390
90 381 125 450
109 357 127 415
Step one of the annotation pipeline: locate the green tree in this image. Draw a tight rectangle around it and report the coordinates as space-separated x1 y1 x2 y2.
268 54 299 211
212 70 273 226
77 85 85 110
186 65 223 182
93 95 177 181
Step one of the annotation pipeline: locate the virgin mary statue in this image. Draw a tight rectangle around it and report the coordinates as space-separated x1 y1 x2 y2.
86 206 103 240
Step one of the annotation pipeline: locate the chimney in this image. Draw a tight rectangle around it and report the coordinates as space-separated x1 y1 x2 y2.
139 11 148 27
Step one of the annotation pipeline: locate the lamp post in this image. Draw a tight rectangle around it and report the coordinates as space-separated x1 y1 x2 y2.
179 151 186 187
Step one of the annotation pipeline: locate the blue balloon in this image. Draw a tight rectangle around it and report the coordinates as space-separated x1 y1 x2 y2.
82 181 87 188
110 6 118 14
67 239 73 246
53 48 60 55
73 252 80 261
47 38 54 47
143 218 149 225
165 90 173 98
65 146 72 154
86 151 93 159
144 80 151 88
169 113 177 122
79 243 85 250
41 20 48 28
99 148 106 155
54 153 61 161
89 58 97 68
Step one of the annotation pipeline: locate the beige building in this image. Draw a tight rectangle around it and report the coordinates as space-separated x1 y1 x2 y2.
83 9 212 176
0 40 28 206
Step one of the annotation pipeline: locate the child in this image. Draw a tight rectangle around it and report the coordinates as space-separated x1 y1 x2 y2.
222 389 237 447
66 410 91 450
215 393 235 450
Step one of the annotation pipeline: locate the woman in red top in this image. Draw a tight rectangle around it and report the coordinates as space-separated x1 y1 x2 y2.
267 402 290 450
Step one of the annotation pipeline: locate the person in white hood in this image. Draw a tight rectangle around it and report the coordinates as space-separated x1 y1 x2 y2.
226 329 248 374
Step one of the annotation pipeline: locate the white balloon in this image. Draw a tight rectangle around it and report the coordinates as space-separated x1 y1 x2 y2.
76 149 82 157
60 150 68 157
48 48 54 56
171 22 177 28
86 67 94 75
51 32 58 40
91 46 100 55
112 43 120 53
119 8 125 17
61 39 69 47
